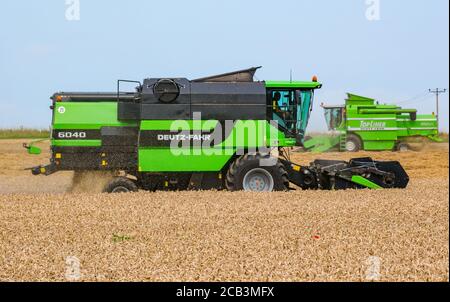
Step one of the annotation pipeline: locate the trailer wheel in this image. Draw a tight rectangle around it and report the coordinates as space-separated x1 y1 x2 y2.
226 154 289 192
396 142 410 152
103 177 138 193
345 134 362 152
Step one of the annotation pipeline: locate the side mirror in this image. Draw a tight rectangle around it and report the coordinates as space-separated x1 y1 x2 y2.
410 112 417 121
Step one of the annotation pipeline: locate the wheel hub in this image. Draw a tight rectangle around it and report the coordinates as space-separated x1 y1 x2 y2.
399 145 409 152
243 168 274 192
346 141 357 152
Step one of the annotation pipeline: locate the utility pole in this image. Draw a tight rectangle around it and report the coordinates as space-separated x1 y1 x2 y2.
429 88 446 132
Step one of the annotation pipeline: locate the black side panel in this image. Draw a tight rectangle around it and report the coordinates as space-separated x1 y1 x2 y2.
53 146 136 153
101 126 139 146
140 104 191 120
53 152 137 170
51 146 137 170
118 102 140 120
199 172 225 190
190 82 266 120
140 78 191 120
53 152 101 170
52 125 139 171
190 82 266 104
136 172 224 191
123 79 267 120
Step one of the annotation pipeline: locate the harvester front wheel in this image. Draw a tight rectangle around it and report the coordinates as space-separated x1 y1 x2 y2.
103 177 138 193
345 134 362 152
226 154 289 192
396 142 410 152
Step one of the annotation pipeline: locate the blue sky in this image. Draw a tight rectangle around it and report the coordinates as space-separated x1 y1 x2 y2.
0 0 448 131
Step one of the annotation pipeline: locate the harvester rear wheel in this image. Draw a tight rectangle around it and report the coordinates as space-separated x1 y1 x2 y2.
226 154 289 192
103 177 138 193
345 134 362 152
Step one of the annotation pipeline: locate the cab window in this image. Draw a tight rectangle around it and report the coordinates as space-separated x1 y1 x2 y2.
271 90 296 131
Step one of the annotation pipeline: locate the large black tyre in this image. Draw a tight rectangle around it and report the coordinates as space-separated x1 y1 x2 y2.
345 134 363 152
103 177 138 193
226 154 289 192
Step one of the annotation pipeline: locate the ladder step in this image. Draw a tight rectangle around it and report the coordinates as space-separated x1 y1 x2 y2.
339 134 347 151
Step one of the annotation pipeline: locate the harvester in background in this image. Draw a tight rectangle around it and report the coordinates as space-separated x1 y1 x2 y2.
304 93 441 152
24 67 409 192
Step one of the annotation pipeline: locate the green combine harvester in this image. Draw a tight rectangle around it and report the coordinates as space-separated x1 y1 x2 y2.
24 67 409 192
304 93 441 152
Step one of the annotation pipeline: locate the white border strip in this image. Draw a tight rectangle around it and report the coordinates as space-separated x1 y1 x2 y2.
348 127 400 131
347 118 396 121
348 127 436 131
409 128 437 130
396 119 437 122
347 118 436 122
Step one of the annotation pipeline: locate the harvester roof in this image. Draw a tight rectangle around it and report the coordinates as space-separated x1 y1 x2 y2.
265 81 323 89
345 93 375 106
192 66 262 83
192 66 322 89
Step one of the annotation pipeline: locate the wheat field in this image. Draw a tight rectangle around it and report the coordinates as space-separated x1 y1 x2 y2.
0 139 448 281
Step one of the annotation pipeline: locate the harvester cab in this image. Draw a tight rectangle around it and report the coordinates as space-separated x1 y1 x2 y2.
268 85 315 145
25 67 409 192
322 104 345 131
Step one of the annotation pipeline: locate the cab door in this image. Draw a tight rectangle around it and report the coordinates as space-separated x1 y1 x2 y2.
268 89 297 136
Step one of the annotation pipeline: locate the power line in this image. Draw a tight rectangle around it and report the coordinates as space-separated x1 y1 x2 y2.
397 91 429 104
403 95 432 105
429 88 447 132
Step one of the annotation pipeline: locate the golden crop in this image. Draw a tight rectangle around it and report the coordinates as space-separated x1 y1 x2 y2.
0 140 448 281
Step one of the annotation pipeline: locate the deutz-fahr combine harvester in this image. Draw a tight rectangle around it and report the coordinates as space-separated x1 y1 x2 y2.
25 67 409 192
